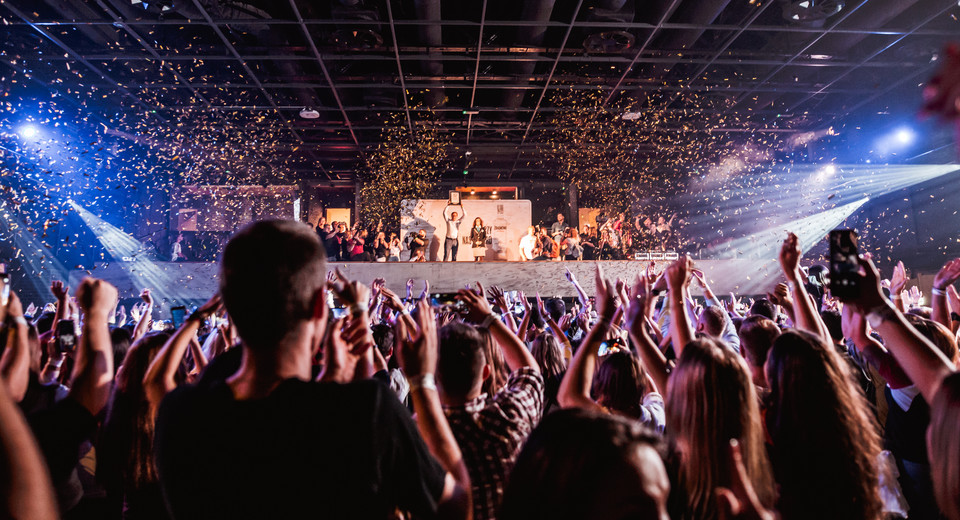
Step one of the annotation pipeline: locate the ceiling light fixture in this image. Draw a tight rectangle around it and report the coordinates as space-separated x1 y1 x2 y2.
299 108 320 119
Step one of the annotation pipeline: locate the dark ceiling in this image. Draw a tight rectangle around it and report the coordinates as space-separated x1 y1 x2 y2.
2 0 958 182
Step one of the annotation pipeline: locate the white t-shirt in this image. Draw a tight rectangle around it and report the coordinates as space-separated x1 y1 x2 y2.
519 234 538 260
445 215 464 239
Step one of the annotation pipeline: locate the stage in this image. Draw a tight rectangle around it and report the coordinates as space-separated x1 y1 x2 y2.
69 258 789 311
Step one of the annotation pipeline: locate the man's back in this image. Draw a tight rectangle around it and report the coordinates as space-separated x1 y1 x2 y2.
155 378 446 520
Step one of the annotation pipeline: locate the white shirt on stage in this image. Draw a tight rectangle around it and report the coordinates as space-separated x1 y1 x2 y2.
445 214 464 239
519 235 538 260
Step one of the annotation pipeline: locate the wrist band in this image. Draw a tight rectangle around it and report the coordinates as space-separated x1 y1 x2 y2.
350 303 369 315
890 294 902 300
478 313 497 329
12 316 27 326
931 288 947 297
408 373 437 392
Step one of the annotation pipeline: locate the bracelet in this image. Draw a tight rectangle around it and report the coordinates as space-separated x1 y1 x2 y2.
931 287 947 297
890 294 902 300
11 316 27 326
408 373 437 392
478 313 497 329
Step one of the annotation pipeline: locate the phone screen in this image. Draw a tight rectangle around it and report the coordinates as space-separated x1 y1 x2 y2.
829 229 860 298
56 319 77 353
331 308 347 319
170 306 187 329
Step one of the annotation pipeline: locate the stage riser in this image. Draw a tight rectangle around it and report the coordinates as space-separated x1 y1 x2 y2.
70 260 786 309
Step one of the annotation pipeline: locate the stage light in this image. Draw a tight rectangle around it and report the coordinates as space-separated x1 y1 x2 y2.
822 164 836 175
18 124 38 139
894 127 915 145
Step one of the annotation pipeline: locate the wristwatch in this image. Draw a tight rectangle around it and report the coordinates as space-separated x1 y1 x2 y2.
866 304 899 329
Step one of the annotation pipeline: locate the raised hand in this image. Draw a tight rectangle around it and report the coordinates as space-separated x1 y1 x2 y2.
76 278 119 317
665 255 693 291
487 285 509 313
25 302 37 317
890 260 908 295
50 280 69 302
778 232 802 278
594 264 617 319
395 300 438 378
380 287 405 311
518 290 531 312
140 288 154 307
906 286 923 307
420 280 431 300
319 314 375 383
330 268 371 308
457 282 494 324
626 273 655 338
933 258 960 291
564 267 576 285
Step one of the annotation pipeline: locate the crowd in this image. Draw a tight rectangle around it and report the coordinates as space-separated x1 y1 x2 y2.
3 217 960 520
312 209 681 264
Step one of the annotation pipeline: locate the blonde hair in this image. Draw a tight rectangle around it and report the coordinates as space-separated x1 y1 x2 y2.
665 338 774 520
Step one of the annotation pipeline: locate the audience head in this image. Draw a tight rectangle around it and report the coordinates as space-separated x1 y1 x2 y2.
820 310 844 344
738 315 780 387
437 322 488 401
500 409 669 520
530 332 566 381
371 324 394 359
929 373 960 520
111 327 133 376
696 306 726 338
666 337 774 519
765 330 882 520
904 314 958 364
593 350 649 419
544 298 565 322
220 220 326 352
748 298 776 320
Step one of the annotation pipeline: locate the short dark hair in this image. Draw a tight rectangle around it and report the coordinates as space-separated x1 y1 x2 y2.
749 298 776 320
220 220 326 350
738 315 780 368
111 326 133 375
371 324 395 358
438 322 486 398
545 298 565 322
698 306 726 338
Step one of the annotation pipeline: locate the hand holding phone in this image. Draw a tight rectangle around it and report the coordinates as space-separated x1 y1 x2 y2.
829 229 860 299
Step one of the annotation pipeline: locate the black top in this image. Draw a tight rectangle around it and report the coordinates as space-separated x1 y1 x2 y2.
884 387 930 463
155 378 447 520
410 235 427 256
470 226 486 248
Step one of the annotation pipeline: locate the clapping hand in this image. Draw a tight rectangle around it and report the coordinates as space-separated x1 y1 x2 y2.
140 288 154 307
458 282 494 324
330 268 371 309
778 232 802 279
395 300 438 379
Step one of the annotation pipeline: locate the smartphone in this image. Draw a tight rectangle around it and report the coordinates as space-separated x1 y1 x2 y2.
331 307 347 319
56 319 77 353
829 229 860 299
170 305 187 329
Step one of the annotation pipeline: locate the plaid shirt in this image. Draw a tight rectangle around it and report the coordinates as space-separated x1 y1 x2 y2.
445 367 544 520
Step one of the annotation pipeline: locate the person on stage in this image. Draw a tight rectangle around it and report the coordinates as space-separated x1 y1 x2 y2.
535 227 559 261
519 226 538 261
442 203 465 262
171 233 187 262
409 229 428 261
470 217 487 262
550 213 568 243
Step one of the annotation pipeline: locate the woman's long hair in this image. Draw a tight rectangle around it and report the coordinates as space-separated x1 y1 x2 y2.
765 330 882 520
102 332 180 489
477 326 509 396
473 217 483 228
666 337 775 520
592 350 648 419
530 332 566 380
930 372 960 520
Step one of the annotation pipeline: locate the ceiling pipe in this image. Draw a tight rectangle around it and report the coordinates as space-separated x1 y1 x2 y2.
413 0 445 107
502 0 557 110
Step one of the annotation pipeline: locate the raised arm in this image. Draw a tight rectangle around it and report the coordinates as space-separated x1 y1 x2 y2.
70 278 118 416
778 233 830 342
564 267 590 307
626 273 669 394
0 379 58 520
459 283 538 372
665 256 695 355
557 265 616 411
143 295 222 409
931 258 960 331
132 288 154 342
0 293 30 401
395 300 471 519
842 256 955 403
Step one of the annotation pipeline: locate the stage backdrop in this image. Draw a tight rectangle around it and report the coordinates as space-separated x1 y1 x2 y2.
401 199 531 261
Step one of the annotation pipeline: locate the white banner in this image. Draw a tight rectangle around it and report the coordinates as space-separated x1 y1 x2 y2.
400 199 532 261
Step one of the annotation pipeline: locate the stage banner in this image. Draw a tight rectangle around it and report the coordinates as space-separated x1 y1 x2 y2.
401 199 532 261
